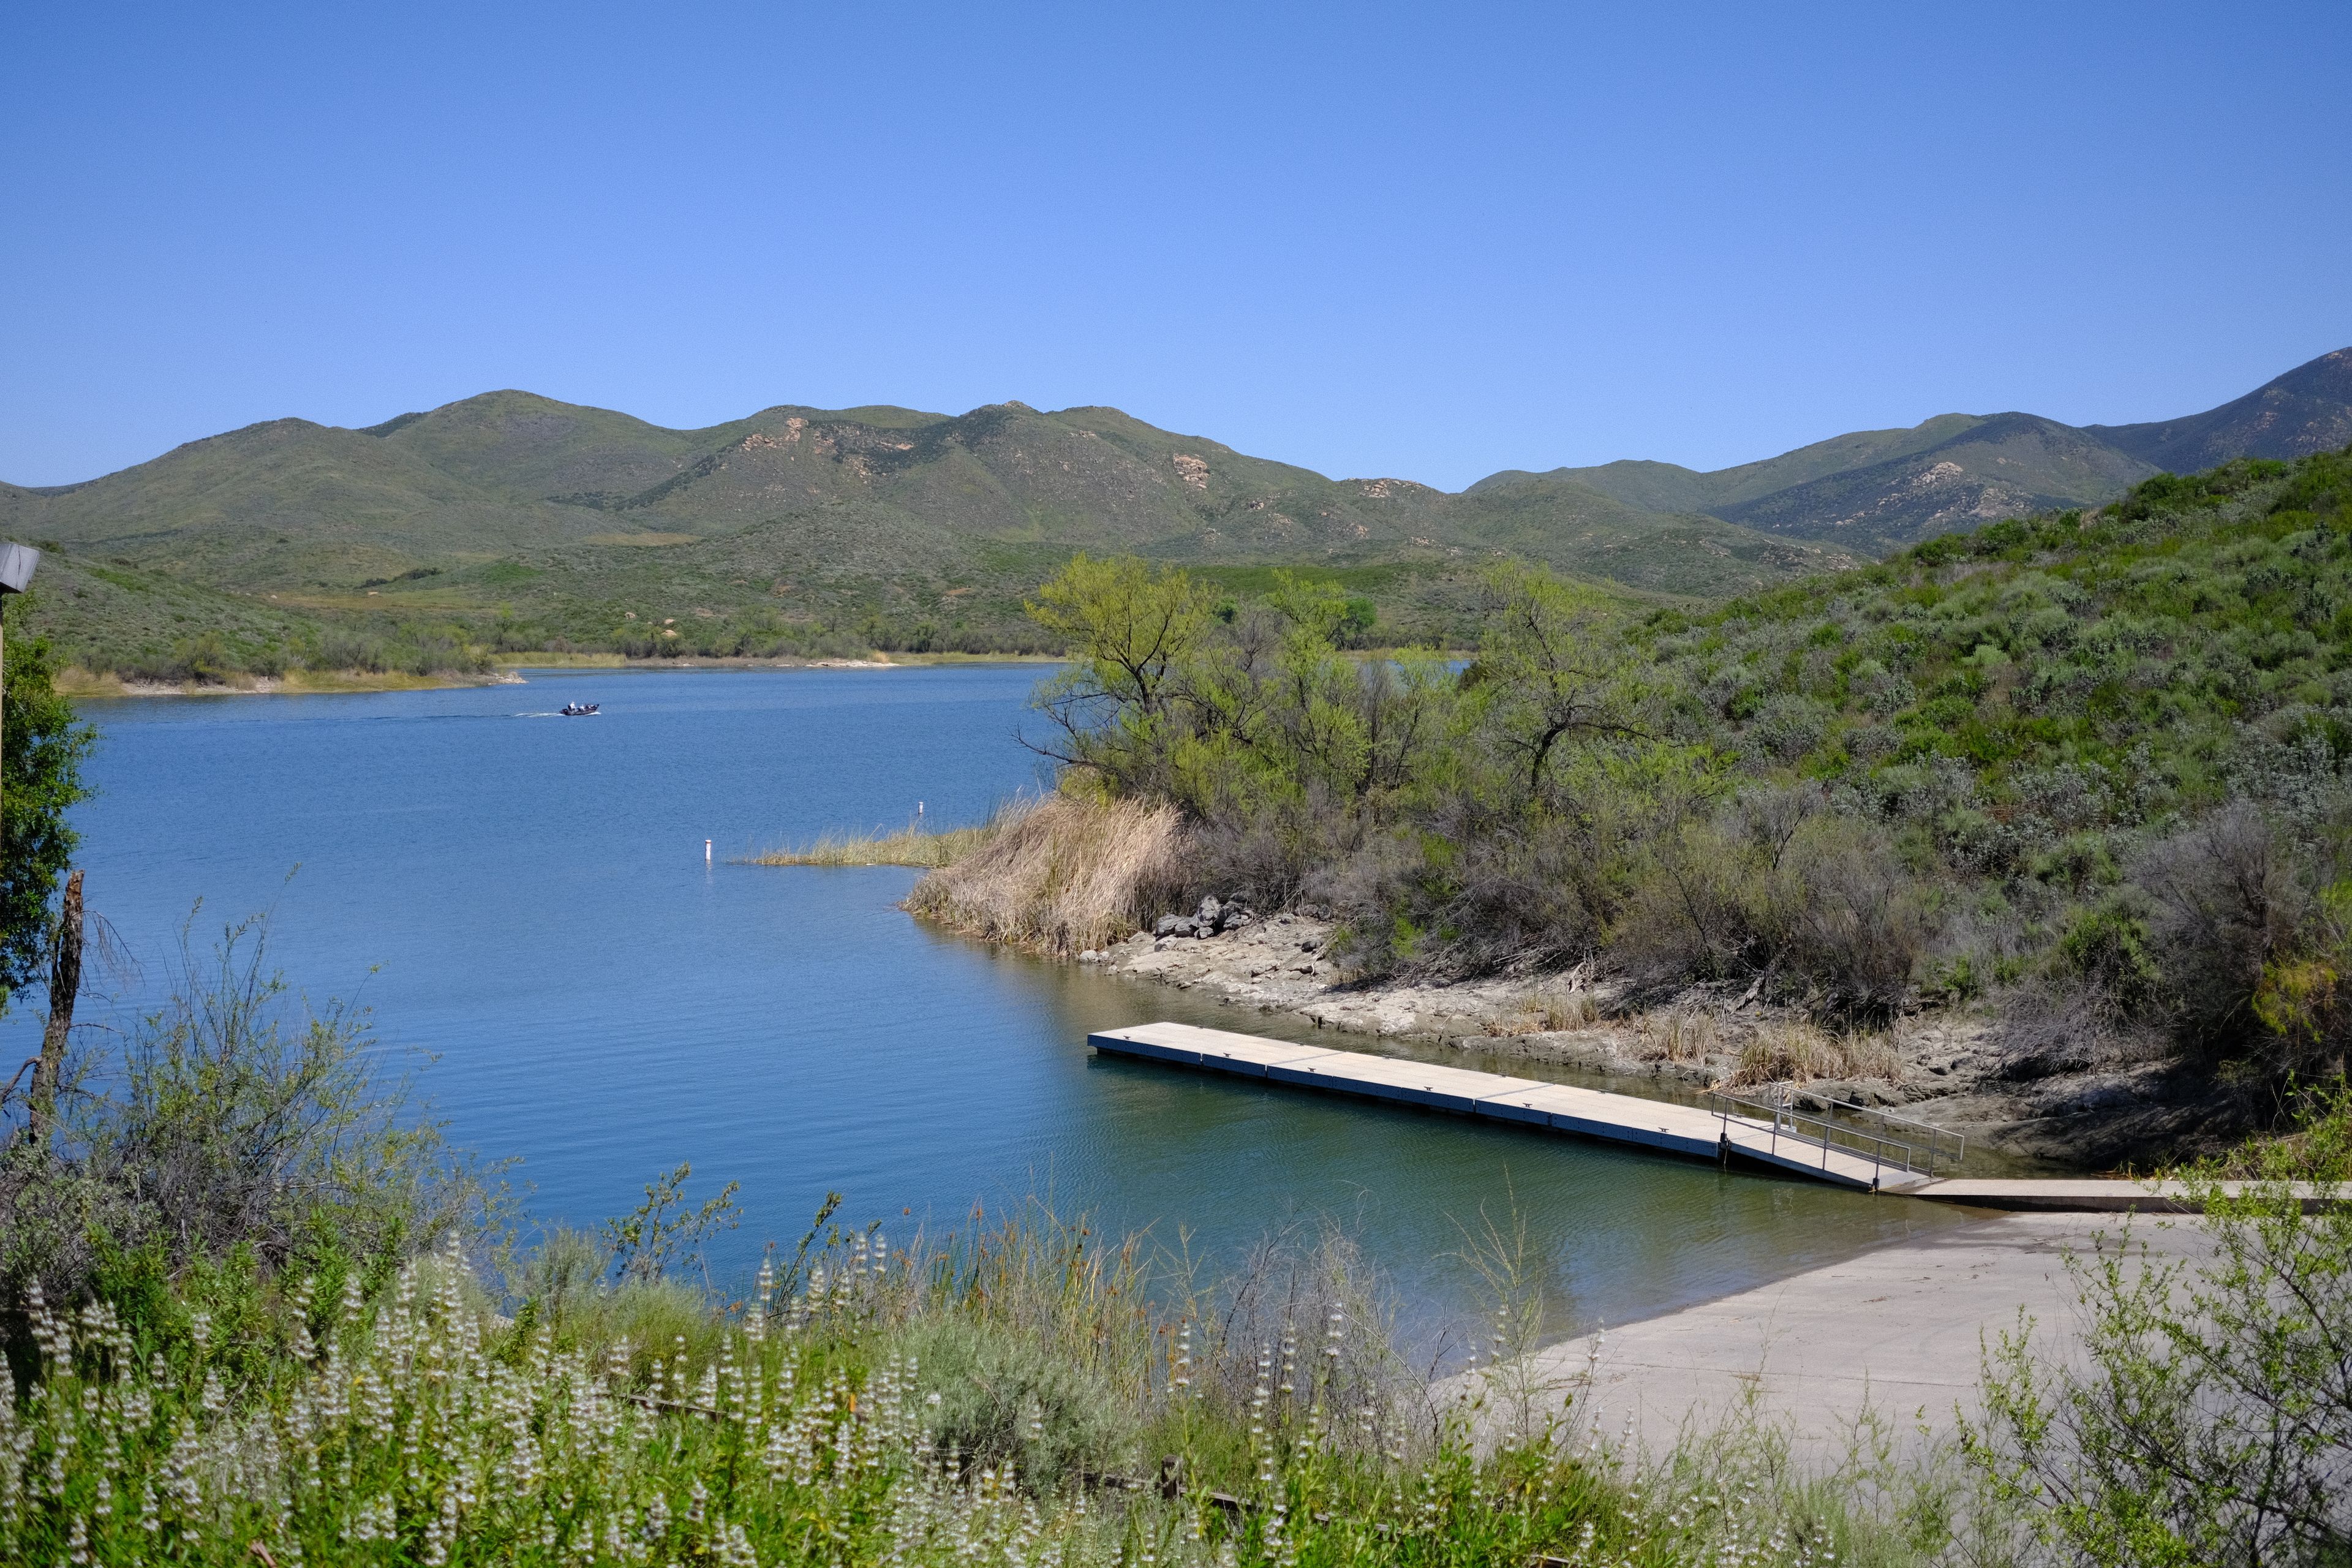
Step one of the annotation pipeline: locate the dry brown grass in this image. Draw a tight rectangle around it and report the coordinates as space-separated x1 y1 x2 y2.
903 794 1189 955
1483 987 1603 1036
1629 1008 1723 1063
744 819 995 869
1725 1020 1902 1088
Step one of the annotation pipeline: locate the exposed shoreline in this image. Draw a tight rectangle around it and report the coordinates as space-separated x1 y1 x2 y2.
1081 914 2204 1171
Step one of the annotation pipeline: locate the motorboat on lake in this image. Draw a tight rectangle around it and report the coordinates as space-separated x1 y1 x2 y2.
559 702 601 717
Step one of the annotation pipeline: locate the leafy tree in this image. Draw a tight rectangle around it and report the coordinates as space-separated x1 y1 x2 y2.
1027 554 1213 720
1 612 92 1011
1027 554 1215 794
1464 564 1643 803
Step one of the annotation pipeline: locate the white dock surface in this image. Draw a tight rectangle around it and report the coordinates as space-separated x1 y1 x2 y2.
1088 1021 1931 1191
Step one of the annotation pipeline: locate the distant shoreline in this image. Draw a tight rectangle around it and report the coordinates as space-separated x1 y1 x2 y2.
55 652 1061 698
58 667 527 699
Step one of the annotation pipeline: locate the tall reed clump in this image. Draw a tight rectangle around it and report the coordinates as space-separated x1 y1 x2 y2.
1726 1021 1903 1088
1483 989 1604 1037
905 794 1189 955
1630 1008 1722 1064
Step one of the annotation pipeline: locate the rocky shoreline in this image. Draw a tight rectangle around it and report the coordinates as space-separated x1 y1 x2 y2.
1079 909 2207 1170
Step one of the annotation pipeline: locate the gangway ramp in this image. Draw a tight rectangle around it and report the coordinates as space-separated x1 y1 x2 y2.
1088 1021 1954 1192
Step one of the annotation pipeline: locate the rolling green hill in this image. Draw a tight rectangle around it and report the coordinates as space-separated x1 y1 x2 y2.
1708 412 2155 553
4 346 2345 677
1478 411 1992 514
0 394 1860 674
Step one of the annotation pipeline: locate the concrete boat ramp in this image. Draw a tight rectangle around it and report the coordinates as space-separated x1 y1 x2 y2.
1090 1020 1948 1193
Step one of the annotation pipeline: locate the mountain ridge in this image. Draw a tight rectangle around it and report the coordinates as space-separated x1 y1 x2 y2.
4 347 2346 674
1 393 1861 672
1480 347 2351 548
2087 346 2352 473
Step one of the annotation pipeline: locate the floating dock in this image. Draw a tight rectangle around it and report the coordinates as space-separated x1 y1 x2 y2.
1090 1022 2352 1211
1088 1021 1939 1192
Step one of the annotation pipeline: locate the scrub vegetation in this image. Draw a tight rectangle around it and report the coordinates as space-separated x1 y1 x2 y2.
12 557 500 687
962 448 2352 1143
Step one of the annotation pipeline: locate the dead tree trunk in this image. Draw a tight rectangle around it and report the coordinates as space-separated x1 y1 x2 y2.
24 868 82 1145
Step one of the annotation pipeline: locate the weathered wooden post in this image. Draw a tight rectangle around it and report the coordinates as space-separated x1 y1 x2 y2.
26 869 81 1145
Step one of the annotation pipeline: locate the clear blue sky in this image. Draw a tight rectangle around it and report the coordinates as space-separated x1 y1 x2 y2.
5 1 2348 491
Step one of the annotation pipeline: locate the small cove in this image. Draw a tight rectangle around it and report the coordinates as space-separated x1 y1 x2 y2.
14 664 1977 1351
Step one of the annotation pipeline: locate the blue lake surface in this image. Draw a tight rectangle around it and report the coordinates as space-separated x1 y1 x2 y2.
14 664 1970 1349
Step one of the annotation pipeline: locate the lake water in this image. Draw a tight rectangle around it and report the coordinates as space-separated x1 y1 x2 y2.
17 665 1972 1352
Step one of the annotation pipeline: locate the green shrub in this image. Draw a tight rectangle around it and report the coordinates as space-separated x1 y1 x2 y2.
2057 900 2163 1017
0 1200 1983 1568
1 910 492 1325
898 1315 1133 1488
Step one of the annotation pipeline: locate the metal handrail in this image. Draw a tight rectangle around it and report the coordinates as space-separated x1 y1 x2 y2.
1706 1085 1966 1185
